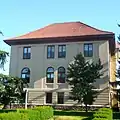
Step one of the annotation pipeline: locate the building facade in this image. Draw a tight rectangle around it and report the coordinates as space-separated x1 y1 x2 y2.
4 22 116 106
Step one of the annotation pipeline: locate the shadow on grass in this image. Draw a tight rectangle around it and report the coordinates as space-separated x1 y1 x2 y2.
82 117 92 120
54 110 93 119
113 112 120 119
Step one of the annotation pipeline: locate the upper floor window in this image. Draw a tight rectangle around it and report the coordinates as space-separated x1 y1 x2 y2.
23 47 31 59
21 67 30 83
46 67 54 83
58 67 66 83
58 45 66 58
47 45 55 59
84 43 93 57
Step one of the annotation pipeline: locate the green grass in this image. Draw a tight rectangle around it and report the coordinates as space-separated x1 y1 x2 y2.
54 110 93 116
54 110 93 120
54 116 87 120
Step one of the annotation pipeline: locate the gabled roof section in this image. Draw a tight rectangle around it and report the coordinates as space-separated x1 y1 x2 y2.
4 21 114 45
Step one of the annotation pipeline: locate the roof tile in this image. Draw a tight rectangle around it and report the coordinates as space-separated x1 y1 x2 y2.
6 21 114 40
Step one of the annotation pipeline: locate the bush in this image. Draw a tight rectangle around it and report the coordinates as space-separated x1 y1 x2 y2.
113 112 120 119
0 112 28 120
92 108 112 120
0 106 53 120
33 106 53 120
0 109 16 113
17 109 41 120
17 106 53 120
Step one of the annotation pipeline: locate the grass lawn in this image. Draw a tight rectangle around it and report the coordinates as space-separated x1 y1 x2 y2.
54 110 92 120
54 116 88 120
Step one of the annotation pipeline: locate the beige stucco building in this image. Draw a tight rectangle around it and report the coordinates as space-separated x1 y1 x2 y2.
4 22 116 107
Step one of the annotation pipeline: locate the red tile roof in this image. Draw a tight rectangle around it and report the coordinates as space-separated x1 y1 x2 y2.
6 21 114 40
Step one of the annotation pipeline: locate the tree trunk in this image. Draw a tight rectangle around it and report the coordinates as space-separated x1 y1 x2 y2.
2 104 9 109
85 104 87 112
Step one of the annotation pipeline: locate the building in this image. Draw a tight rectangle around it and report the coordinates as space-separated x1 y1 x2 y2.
116 42 120 89
4 22 116 107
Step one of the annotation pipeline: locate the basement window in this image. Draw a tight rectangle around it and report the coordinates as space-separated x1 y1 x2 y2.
46 92 52 103
57 92 64 104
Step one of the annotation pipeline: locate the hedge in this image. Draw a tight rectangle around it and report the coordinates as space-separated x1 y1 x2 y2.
0 106 53 120
18 106 53 120
17 109 41 120
33 106 53 120
0 112 28 120
92 108 112 120
0 109 16 113
113 112 120 119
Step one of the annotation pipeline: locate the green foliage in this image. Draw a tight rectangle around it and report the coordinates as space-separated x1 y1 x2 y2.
33 106 53 119
0 31 8 69
54 110 93 116
0 50 9 69
17 106 53 120
0 109 17 113
0 112 28 120
113 112 120 119
0 106 53 120
93 108 112 120
67 53 103 111
0 74 28 109
17 109 41 120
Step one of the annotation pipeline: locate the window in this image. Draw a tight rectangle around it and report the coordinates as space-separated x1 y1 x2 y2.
23 47 31 59
46 67 54 83
58 45 66 58
58 67 65 83
46 92 52 103
47 45 55 58
57 92 64 104
21 67 30 83
84 43 93 57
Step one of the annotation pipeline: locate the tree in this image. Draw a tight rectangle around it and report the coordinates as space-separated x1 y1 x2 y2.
67 53 103 112
115 24 120 107
0 74 28 109
0 50 9 69
0 31 28 109
0 31 9 70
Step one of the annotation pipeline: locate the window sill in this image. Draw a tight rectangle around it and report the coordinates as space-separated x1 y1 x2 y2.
45 83 54 84
57 83 66 84
84 56 93 57
58 57 66 59
45 103 53 105
47 57 55 59
23 58 31 60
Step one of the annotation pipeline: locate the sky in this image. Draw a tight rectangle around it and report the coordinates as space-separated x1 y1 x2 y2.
0 0 120 75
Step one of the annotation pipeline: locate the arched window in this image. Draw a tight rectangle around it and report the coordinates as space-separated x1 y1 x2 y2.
46 67 54 83
21 67 30 83
58 67 65 83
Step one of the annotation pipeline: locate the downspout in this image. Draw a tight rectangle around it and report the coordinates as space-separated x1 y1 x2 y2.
25 89 28 109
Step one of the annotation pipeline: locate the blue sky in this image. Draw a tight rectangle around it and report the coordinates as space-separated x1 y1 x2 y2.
0 0 120 74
